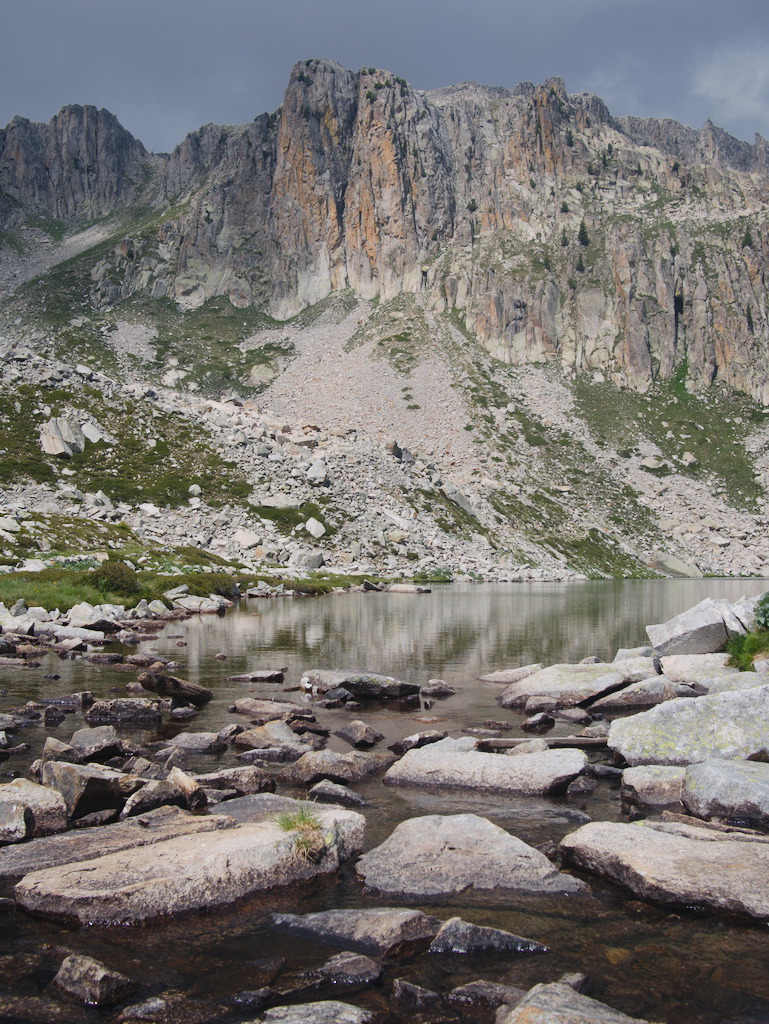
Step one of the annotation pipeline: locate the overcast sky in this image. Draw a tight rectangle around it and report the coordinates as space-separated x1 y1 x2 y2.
1 0 768 153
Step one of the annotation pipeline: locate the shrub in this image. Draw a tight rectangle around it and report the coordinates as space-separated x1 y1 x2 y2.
755 593 769 630
86 562 141 597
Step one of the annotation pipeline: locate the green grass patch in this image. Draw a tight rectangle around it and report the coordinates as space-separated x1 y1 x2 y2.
727 631 769 672
572 374 765 511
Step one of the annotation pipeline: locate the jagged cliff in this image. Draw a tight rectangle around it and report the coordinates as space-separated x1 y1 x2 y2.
2 59 769 400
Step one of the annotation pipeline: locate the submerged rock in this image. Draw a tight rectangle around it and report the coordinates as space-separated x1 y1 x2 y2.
357 813 588 898
54 953 135 1007
428 916 548 954
270 907 441 955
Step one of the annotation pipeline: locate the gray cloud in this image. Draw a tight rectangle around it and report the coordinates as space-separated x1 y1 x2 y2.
1 0 768 151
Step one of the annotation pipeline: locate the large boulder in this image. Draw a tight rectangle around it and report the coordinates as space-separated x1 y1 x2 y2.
41 762 140 819
607 685 769 766
356 814 588 898
276 750 396 786
559 818 769 919
646 598 729 656
15 803 364 925
194 766 275 795
85 699 161 724
234 720 313 761
683 759 769 829
301 669 420 701
0 780 67 842
497 663 626 709
500 981 649 1023
383 737 586 795
270 907 441 955
0 805 235 881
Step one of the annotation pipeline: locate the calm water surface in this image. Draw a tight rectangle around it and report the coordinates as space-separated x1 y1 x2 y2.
1 579 769 1023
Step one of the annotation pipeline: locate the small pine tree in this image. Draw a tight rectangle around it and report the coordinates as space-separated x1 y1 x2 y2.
565 129 574 147
561 227 569 247
578 220 590 247
743 227 754 249
747 306 755 333
576 253 585 273
560 200 569 213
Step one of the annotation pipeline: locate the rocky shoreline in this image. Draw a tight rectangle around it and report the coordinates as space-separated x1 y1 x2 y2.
0 583 767 1021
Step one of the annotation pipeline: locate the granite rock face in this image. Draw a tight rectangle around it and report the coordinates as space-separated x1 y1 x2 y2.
5 61 769 400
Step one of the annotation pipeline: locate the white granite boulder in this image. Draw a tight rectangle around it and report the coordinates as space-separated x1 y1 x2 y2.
608 685 769 766
357 813 588 898
560 818 769 919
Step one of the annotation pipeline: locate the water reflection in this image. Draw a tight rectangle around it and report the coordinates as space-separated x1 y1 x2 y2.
2 579 769 1023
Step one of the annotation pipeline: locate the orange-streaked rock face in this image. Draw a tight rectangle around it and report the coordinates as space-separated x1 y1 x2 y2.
3 58 769 401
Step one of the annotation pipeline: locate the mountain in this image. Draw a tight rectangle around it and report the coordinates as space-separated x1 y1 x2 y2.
0 60 768 581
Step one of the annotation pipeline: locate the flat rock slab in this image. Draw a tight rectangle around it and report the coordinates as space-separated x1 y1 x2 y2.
478 664 543 684
683 758 769 829
559 819 769 919
15 804 363 925
497 664 625 709
189 794 365 861
271 907 441 955
428 916 547 954
357 813 588 898
500 981 649 1023
0 805 234 881
646 598 728 657
608 684 769 766
383 740 586 795
301 669 420 700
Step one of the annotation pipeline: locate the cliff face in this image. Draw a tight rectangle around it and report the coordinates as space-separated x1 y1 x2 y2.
0 104 161 225
2 61 769 401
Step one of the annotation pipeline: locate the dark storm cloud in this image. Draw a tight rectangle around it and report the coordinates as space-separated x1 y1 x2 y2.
1 0 768 152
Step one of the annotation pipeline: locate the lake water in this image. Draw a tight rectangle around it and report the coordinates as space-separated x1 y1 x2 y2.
1 579 769 1023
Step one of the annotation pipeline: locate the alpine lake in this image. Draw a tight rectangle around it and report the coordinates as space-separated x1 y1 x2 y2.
1 578 769 1024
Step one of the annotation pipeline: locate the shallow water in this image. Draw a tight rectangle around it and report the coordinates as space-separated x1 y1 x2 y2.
2 579 769 1023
